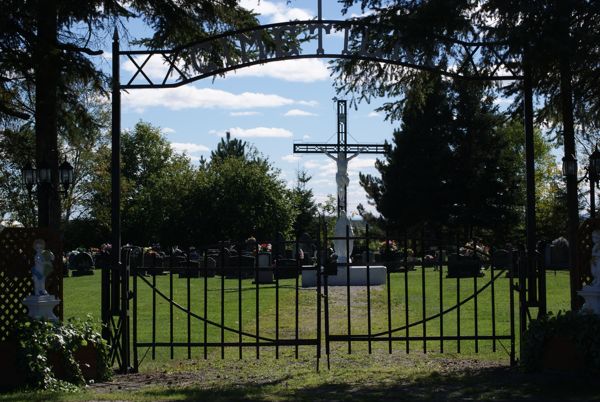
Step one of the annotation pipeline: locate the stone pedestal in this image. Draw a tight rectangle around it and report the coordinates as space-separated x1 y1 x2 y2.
23 294 60 322
578 286 600 315
302 265 387 287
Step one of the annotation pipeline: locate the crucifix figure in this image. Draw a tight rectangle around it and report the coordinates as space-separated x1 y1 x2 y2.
293 99 386 217
320 146 360 216
293 99 386 263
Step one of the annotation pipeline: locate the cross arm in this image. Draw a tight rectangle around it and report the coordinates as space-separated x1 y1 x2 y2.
293 143 386 154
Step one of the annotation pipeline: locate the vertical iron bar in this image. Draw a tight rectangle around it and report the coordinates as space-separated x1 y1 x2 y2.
323 220 331 369
456 235 461 354
316 227 322 367
385 230 392 354
524 50 538 307
438 236 444 353
152 273 156 360
133 254 138 371
187 254 191 360
275 249 280 359
421 234 426 353
346 224 351 354
509 266 516 366
110 28 126 371
491 246 497 352
220 243 225 359
404 231 409 353
239 244 243 360
295 237 300 359
366 224 372 354
203 250 208 359
256 242 260 360
169 265 174 359
474 262 479 353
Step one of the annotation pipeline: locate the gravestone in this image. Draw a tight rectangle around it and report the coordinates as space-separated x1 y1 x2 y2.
447 254 484 278
225 255 255 279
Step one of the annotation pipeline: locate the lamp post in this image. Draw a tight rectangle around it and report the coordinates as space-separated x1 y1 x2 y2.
589 147 600 218
21 159 74 196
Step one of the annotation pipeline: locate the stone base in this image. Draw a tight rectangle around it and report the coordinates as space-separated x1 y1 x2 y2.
302 265 387 287
23 294 60 322
578 285 600 315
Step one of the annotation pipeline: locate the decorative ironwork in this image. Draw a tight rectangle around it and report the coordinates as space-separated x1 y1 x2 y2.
0 228 63 341
118 20 521 89
293 143 386 154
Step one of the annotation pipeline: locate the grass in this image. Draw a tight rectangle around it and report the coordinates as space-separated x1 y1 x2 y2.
1 268 593 401
61 267 572 365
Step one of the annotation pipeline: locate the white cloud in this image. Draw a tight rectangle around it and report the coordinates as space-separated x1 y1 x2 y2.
368 111 380 118
284 109 317 117
230 111 261 116
281 154 301 163
171 142 210 154
123 86 305 112
162 127 176 134
227 59 329 83
298 100 319 107
240 0 312 23
214 127 293 138
303 134 311 140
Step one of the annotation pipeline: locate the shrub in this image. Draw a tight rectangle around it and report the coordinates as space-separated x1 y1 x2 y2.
521 311 600 372
13 316 112 391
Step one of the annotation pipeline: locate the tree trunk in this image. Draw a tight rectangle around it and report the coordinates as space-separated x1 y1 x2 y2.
35 0 60 231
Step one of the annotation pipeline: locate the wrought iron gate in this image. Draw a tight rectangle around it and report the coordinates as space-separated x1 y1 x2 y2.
116 228 529 371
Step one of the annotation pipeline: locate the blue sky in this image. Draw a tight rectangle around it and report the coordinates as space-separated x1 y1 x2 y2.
107 0 397 216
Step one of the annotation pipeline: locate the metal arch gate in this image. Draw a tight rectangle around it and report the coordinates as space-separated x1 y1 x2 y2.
106 0 543 372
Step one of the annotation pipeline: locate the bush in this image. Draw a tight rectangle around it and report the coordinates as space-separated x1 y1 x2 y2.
521 311 600 372
12 316 112 391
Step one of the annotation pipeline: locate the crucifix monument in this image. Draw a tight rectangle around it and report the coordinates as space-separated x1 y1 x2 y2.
294 99 388 286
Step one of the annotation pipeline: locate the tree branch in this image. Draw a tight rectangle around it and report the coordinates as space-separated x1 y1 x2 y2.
57 42 103 56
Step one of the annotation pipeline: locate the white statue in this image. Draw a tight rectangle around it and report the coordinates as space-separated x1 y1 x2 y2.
591 230 600 287
31 239 55 296
321 149 360 212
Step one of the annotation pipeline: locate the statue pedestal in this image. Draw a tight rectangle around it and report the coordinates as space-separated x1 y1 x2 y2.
23 295 60 322
578 285 600 315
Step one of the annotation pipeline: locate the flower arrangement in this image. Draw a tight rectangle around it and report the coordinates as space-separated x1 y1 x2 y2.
259 243 272 252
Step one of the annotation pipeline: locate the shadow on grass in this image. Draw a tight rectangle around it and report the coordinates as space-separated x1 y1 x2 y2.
138 366 600 402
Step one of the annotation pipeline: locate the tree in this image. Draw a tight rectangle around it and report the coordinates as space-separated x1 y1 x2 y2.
448 78 522 240
359 72 454 233
185 156 295 244
1 0 262 230
290 170 318 237
210 131 248 162
86 121 195 246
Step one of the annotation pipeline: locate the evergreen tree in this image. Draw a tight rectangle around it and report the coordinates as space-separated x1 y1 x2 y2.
360 72 454 232
291 170 318 237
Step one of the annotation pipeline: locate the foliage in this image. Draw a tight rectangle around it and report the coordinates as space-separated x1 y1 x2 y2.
87 121 195 246
12 316 111 391
521 311 600 372
360 71 557 243
184 155 295 244
290 170 318 237
359 72 454 233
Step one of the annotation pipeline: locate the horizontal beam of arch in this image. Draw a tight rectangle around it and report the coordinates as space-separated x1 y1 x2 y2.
118 19 523 89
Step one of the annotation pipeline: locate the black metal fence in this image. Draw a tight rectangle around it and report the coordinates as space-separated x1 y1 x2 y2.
126 226 520 370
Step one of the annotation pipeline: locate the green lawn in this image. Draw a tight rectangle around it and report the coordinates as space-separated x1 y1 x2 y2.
63 267 571 366
0 269 590 401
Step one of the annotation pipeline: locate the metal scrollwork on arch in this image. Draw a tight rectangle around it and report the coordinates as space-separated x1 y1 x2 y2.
119 19 522 89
